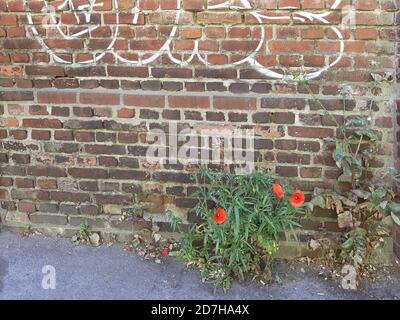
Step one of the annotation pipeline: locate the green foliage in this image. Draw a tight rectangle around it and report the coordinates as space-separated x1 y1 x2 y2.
121 205 145 220
391 212 400 226
169 167 303 291
333 141 363 183
166 209 183 232
340 228 368 267
344 117 370 128
79 222 89 240
332 113 377 186
301 79 377 187
390 202 400 226
309 186 397 222
302 79 399 269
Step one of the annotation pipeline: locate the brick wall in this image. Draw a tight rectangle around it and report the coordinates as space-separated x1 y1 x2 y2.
396 98 400 259
0 0 399 256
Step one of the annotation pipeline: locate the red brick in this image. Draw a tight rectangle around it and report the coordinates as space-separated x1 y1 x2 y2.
23 119 62 128
80 93 120 105
168 96 210 109
124 95 165 108
214 97 256 110
37 92 76 104
288 126 334 139
117 108 135 118
25 66 65 76
18 201 36 213
0 65 22 76
0 91 33 101
68 168 108 179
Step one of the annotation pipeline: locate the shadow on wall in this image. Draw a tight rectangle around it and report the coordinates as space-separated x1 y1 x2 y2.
0 256 9 292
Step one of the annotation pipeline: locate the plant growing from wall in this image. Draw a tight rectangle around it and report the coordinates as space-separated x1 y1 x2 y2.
168 167 305 291
79 222 89 240
71 222 101 246
301 77 398 269
121 204 145 220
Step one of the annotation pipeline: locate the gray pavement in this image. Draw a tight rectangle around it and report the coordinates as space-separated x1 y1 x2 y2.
0 230 399 300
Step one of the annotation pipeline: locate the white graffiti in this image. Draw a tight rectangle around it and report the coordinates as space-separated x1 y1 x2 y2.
23 0 345 80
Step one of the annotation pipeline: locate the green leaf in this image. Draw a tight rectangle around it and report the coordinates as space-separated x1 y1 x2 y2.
341 238 354 251
332 142 346 164
354 228 367 237
390 203 400 212
353 254 363 265
354 129 378 141
168 251 182 257
379 200 388 210
391 213 400 226
234 206 240 239
345 116 370 127
374 187 387 199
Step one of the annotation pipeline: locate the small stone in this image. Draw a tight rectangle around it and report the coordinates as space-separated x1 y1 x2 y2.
309 239 321 251
153 233 161 242
89 233 101 247
338 211 353 229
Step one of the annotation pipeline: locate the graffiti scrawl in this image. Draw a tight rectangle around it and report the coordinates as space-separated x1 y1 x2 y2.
23 0 344 80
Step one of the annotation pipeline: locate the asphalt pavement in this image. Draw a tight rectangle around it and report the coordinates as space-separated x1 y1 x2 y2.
0 230 399 300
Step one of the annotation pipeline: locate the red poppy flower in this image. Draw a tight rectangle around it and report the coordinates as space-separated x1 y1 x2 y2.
272 183 285 198
160 249 169 255
213 207 227 224
290 190 305 207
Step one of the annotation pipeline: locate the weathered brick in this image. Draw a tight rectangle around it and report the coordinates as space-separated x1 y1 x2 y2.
80 204 100 215
152 172 192 183
95 194 133 205
64 120 103 130
49 191 90 203
18 201 36 213
169 96 210 109
25 66 64 76
109 170 149 180
214 97 256 110
124 95 164 108
261 98 305 110
288 127 334 139
85 144 126 155
38 203 59 213
23 119 62 128
30 213 67 225
80 93 120 105
276 166 298 177
69 216 106 229
69 168 108 179
0 91 33 101
27 166 67 177
59 204 79 215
